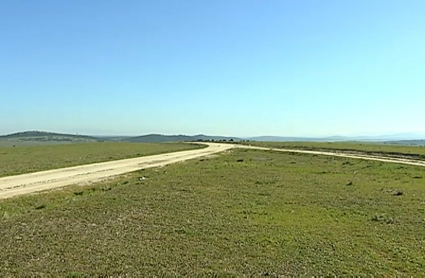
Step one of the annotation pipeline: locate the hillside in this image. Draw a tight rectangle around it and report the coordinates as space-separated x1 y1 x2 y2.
0 131 99 140
0 131 102 146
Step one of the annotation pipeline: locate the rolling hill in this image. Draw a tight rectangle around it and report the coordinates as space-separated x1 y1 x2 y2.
0 131 102 146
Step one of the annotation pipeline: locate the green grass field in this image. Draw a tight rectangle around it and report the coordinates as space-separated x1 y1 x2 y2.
0 142 203 177
1 148 424 276
242 141 425 160
0 139 88 148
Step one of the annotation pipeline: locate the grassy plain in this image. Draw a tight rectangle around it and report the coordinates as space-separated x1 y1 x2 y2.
1 148 424 276
0 139 83 147
0 142 203 177
243 141 425 159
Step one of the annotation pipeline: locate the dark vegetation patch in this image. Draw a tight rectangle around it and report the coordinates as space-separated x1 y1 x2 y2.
35 204 46 210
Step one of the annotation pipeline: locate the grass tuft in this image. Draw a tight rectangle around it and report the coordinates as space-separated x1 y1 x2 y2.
371 214 395 224
392 190 404 196
35 204 46 210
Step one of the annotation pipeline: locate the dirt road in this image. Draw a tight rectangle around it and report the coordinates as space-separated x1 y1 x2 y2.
1 142 424 199
0 143 232 199
238 145 425 167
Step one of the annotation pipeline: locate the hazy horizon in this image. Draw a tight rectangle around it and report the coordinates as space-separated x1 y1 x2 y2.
1 129 425 141
1 1 424 137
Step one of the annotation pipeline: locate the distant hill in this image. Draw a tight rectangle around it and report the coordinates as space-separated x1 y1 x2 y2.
124 134 241 143
0 131 241 144
3 131 423 145
0 131 102 143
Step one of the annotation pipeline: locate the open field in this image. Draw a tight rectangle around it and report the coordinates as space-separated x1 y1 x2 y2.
0 143 231 199
0 142 203 177
1 148 424 276
0 139 91 148
242 141 425 160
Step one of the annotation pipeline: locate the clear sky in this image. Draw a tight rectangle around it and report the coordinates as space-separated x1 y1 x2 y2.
1 0 424 137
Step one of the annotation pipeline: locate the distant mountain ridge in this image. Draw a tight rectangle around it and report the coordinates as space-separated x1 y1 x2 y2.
1 131 424 145
0 131 241 144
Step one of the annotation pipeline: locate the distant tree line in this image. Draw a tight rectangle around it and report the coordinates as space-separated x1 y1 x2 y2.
195 139 250 143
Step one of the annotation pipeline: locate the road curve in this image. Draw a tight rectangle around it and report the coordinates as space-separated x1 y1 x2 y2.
1 143 425 199
0 143 232 199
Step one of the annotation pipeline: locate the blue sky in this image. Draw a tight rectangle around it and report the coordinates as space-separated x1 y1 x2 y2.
1 0 424 137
